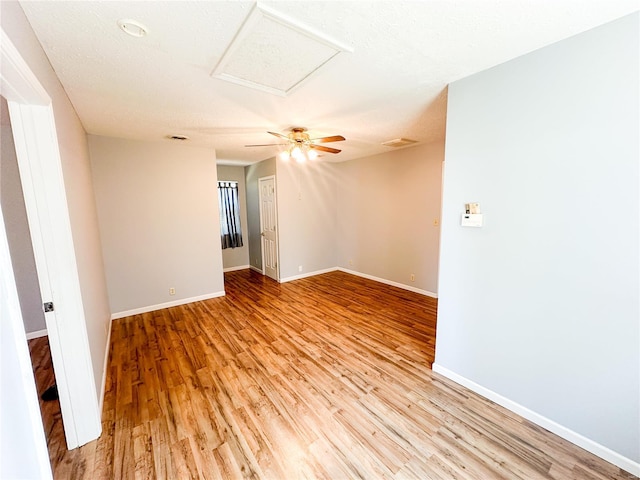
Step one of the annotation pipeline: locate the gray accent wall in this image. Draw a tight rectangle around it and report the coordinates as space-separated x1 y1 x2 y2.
89 135 223 314
335 143 443 294
436 13 639 463
217 165 250 270
276 160 339 280
244 150 443 288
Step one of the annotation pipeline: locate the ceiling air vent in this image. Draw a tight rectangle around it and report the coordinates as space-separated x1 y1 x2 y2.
382 138 418 148
167 134 189 141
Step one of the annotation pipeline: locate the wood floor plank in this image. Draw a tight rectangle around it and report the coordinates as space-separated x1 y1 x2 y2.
28 270 636 479
148 417 173 479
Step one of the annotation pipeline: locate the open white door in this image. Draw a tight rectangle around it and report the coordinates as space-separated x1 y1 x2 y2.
1 30 101 449
0 208 52 479
259 175 279 281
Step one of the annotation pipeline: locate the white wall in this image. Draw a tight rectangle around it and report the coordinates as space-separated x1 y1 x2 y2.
436 12 639 469
245 158 276 272
89 136 224 315
1 0 111 399
217 165 250 270
0 97 45 335
336 143 443 295
277 159 339 280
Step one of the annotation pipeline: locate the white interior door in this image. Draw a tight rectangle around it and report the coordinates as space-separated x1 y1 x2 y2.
259 175 279 281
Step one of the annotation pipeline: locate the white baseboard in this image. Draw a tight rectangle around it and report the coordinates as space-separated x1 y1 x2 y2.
432 364 639 477
279 267 439 299
337 268 438 298
25 329 47 340
249 265 263 274
98 316 113 413
111 291 226 320
279 267 338 283
223 265 250 273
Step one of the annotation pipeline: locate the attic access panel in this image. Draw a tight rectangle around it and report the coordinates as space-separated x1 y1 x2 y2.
211 3 351 96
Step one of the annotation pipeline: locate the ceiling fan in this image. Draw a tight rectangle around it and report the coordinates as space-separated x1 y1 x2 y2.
246 127 345 161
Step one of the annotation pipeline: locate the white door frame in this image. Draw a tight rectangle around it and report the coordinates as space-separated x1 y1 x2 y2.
1 30 101 449
258 175 279 281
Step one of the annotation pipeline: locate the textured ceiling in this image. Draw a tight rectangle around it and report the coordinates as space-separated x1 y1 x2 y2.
18 0 639 165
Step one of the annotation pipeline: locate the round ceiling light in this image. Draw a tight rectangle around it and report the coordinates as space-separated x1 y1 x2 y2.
117 19 148 38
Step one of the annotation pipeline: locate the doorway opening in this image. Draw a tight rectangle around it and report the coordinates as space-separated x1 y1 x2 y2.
1 28 101 462
258 175 279 282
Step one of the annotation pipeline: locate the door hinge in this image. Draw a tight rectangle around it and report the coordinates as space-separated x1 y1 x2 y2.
43 302 54 313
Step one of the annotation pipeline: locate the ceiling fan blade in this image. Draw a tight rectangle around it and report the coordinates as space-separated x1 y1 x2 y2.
311 135 345 143
245 143 286 147
268 131 290 140
310 144 341 154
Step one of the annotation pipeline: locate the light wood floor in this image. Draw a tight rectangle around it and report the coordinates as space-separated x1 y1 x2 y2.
30 269 635 479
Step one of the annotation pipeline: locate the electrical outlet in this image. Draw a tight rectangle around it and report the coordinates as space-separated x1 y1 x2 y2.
298 265 303 272
433 218 439 226
349 259 353 266
169 287 176 295
410 274 415 282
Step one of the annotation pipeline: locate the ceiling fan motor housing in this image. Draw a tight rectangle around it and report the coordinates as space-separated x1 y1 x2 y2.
290 127 309 144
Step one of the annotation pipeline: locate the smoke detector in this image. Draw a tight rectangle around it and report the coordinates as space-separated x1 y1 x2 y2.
117 19 148 38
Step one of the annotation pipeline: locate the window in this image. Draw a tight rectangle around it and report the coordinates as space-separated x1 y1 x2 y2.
218 181 243 249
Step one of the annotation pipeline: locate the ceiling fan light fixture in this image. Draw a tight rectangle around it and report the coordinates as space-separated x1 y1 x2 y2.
279 150 290 161
291 146 305 162
279 143 319 163
247 127 344 160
